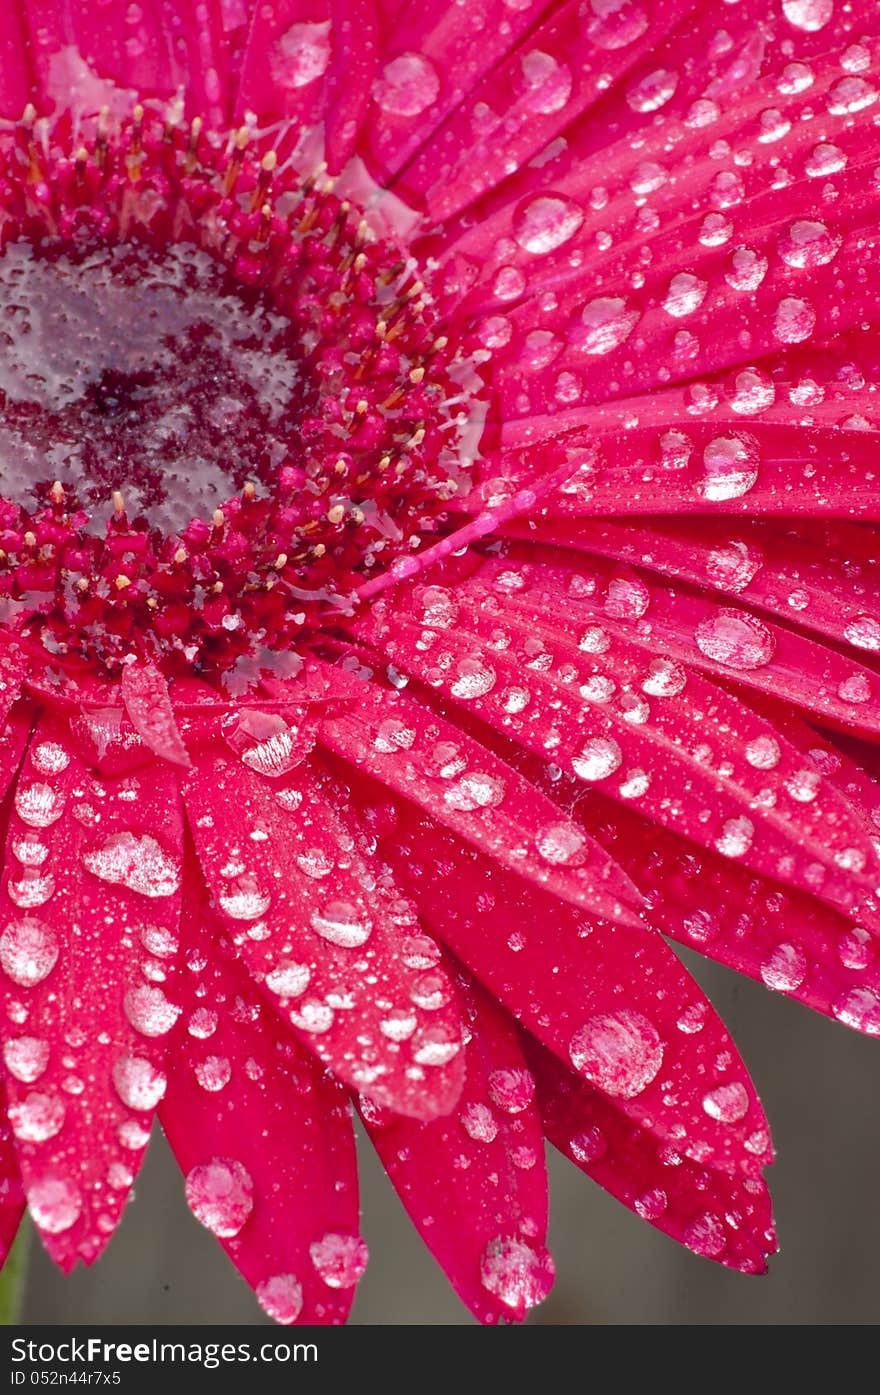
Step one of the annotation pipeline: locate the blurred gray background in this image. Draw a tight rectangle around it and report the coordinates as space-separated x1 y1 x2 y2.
21 953 880 1324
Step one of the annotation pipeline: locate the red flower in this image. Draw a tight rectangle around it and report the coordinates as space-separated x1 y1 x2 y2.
0 0 878 1324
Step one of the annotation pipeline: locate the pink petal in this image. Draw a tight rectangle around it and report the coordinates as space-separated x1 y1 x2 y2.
0 638 26 728
0 709 33 808
161 875 362 1325
530 1041 776 1275
511 516 880 658
121 663 191 768
182 744 465 1119
396 2 694 221
382 806 772 1178
313 658 643 929
0 719 184 1269
0 1095 25 1267
359 574 880 928
19 0 234 123
361 969 551 1324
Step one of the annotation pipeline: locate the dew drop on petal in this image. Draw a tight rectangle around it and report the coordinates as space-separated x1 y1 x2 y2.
309 1232 369 1289
185 1158 254 1237
194 1056 232 1092
310 901 372 948
569 1010 664 1098
265 960 311 998
3 1035 50 1083
0 917 59 987
832 987 880 1035
844 615 880 652
84 832 181 898
256 1274 304 1325
715 816 755 859
9 1091 66 1142
778 220 840 268
572 737 622 782
373 53 439 117
701 1081 750 1123
576 297 637 355
745 735 781 769
112 1054 167 1110
461 1102 499 1143
760 942 808 993
700 436 759 501
487 1068 535 1114
662 273 707 318
28 1176 82 1234
694 610 775 669
273 20 331 88
124 986 181 1037
782 0 832 31
684 1211 727 1259
536 824 585 865
480 1237 555 1312
513 195 583 254
15 782 65 829
773 296 816 344
705 540 763 591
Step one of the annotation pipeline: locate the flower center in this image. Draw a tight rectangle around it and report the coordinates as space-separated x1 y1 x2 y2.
0 239 307 534
0 109 481 685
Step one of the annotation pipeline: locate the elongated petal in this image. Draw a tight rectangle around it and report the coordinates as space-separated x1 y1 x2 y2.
357 576 880 927
161 875 362 1325
382 806 772 1177
0 709 32 808
529 1041 775 1275
313 658 643 928
182 738 464 1119
121 663 191 768
361 969 551 1324
0 1096 25 1268
0 718 184 1269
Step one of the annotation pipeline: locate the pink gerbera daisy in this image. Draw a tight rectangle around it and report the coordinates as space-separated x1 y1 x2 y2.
0 0 879 1326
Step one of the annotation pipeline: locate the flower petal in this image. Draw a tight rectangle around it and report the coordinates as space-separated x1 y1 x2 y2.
529 1040 776 1275
0 1095 25 1267
360 575 880 928
121 663 191 769
161 875 362 1325
383 807 772 1178
0 718 184 1269
313 658 643 928
360 968 551 1324
182 742 465 1119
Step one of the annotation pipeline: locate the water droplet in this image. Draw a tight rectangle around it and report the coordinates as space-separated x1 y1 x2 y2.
745 735 781 769
642 658 687 697
15 782 65 829
3 1036 49 1083
112 1054 167 1110
273 20 331 88
487 1068 535 1114
28 1175 82 1234
194 1056 232 1092
833 987 880 1035
694 610 775 669
461 1102 499 1143
30 743 71 775
569 1010 664 1098
9 1091 65 1142
520 50 572 114
760 942 807 993
627 68 677 112
185 1158 254 1237
124 986 180 1037
576 297 637 355
782 0 832 30
684 1211 726 1258
309 1232 369 1289
536 824 585 865
572 737 623 782
778 219 840 268
412 1023 461 1066
705 540 763 592
844 614 880 652
604 575 649 619
480 1237 554 1312
256 1274 304 1325
265 960 311 998
513 195 583 254
310 901 373 948
0 916 59 987
662 273 707 318
700 436 759 501
450 657 496 699
84 833 181 898
701 1081 750 1123
714 816 755 859
373 53 439 117
774 296 816 344
443 772 506 811
219 878 272 921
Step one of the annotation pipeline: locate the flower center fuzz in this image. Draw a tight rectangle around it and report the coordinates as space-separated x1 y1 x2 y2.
0 110 477 684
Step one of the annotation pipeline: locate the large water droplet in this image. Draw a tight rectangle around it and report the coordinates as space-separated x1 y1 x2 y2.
0 916 59 987
694 610 775 669
572 737 622 782
84 833 181 898
569 1010 664 1098
480 1237 555 1312
112 1054 167 1110
310 901 373 949
185 1158 254 1237
256 1273 304 1325
513 195 584 254
309 1232 369 1289
28 1175 82 1234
